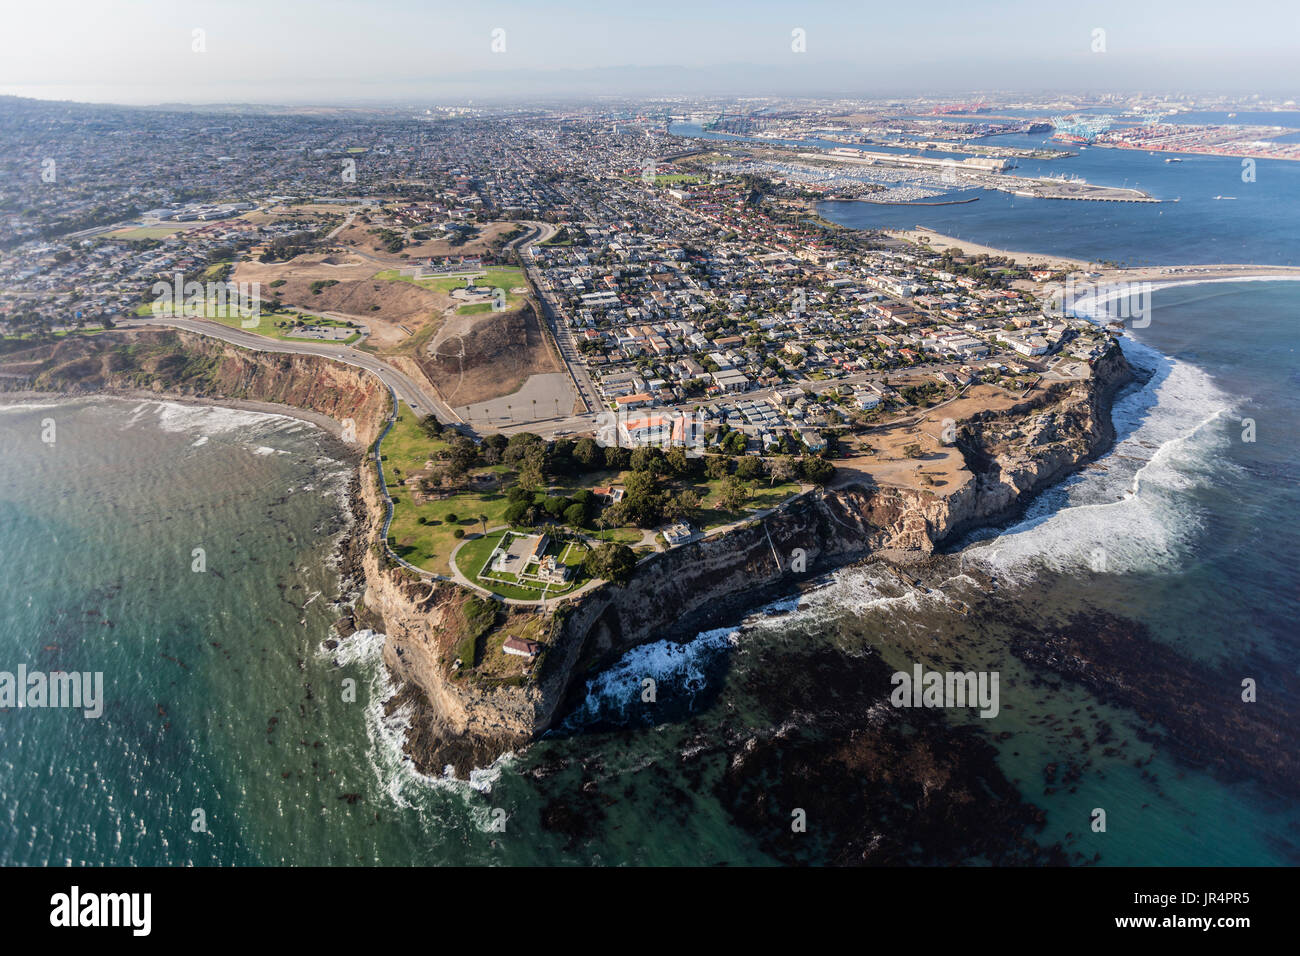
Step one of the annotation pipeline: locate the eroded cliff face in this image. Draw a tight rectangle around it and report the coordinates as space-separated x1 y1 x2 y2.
4 328 1133 775
551 344 1134 677
363 343 1135 773
0 329 389 444
355 461 554 773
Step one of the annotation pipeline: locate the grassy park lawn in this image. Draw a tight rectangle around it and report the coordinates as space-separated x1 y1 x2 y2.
689 476 802 530
377 401 804 583
386 492 505 577
376 266 526 300
380 403 449 472
135 300 361 343
588 526 644 546
375 266 529 315
382 404 506 575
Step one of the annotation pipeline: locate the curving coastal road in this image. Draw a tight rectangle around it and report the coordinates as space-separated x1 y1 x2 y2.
120 220 580 433
123 314 460 425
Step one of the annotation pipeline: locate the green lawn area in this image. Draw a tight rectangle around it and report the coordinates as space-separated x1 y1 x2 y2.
589 526 645 546
374 266 529 312
135 300 360 343
379 402 449 472
688 476 802 530
382 403 508 576
378 405 801 579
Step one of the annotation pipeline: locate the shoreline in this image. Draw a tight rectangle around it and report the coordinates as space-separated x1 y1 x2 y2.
0 297 1188 775
885 225 1300 283
885 227 1092 270
0 384 375 656
0 387 361 446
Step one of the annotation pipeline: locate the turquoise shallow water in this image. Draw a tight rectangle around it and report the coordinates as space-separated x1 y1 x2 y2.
2 128 1298 863
3 280 1296 866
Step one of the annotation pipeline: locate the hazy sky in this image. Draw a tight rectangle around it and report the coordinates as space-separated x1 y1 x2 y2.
2 0 1297 104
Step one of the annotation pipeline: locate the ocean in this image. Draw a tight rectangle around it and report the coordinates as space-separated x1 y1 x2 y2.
2 141 1297 864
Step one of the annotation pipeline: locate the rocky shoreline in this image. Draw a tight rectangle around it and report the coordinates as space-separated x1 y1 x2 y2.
1 327 1140 785
359 341 1137 776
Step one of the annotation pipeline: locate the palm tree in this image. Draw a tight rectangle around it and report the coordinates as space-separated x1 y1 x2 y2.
477 513 488 536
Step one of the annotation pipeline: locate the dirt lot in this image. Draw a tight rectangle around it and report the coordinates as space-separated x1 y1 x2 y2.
419 302 561 408
834 381 1052 494
332 219 519 260
230 214 549 406
233 254 451 349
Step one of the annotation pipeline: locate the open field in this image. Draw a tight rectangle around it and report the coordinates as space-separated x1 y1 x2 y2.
421 299 563 408
107 224 205 240
382 405 508 575
133 300 361 344
832 380 1054 493
234 254 445 349
377 265 527 313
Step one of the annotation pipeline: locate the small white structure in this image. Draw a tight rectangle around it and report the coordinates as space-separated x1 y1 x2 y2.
663 522 702 548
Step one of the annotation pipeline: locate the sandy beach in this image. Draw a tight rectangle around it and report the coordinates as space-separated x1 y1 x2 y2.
889 226 1300 286
887 227 1093 271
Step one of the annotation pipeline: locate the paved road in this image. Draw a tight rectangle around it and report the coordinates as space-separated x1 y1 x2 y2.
124 315 459 424
513 221 602 414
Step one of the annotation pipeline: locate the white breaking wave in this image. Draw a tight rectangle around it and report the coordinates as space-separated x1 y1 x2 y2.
562 625 741 730
146 400 294 436
963 331 1238 582
787 562 957 644
317 629 507 820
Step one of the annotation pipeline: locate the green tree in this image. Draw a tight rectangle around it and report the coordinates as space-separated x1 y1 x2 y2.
704 455 730 480
801 457 836 485
719 475 751 512
584 542 637 586
573 437 602 469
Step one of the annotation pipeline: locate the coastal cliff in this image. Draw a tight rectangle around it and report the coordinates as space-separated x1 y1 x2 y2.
367 342 1135 775
0 329 390 445
1 329 1135 777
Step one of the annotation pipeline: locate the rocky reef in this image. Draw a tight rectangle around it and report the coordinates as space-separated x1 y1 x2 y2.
3 328 1136 779
360 342 1135 773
